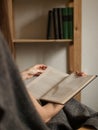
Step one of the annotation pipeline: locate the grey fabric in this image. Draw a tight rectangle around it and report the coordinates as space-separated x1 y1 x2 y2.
47 110 73 130
47 98 98 130
0 30 98 130
63 98 98 129
0 31 49 130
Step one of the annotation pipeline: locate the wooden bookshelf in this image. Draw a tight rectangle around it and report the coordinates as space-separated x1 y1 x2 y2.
1 0 81 100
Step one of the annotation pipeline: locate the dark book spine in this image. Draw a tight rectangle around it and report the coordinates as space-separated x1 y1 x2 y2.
53 8 59 39
47 10 53 39
58 8 63 39
68 7 73 39
62 7 69 39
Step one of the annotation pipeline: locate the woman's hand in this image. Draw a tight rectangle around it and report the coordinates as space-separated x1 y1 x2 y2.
28 64 47 76
21 64 47 80
75 71 87 76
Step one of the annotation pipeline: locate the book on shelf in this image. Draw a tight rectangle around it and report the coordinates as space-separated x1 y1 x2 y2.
62 7 69 39
47 10 54 39
58 8 63 39
24 66 97 105
62 7 74 39
68 7 73 39
46 7 73 40
53 8 60 39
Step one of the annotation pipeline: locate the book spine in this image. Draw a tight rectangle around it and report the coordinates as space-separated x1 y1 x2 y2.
62 7 69 39
68 7 73 39
47 10 53 39
53 8 59 39
58 8 63 39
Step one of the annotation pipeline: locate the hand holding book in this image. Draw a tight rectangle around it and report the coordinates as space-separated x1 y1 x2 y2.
76 71 87 76
22 64 86 79
21 64 47 80
24 66 97 105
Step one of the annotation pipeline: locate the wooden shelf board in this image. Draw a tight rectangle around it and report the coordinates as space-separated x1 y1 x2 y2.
13 39 72 43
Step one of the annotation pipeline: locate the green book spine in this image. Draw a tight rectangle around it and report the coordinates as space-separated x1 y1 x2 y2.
62 7 69 39
68 7 73 39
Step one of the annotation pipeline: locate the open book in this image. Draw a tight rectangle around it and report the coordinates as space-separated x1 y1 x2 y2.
25 66 97 104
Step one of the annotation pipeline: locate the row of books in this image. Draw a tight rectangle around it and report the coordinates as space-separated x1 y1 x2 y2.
47 7 73 40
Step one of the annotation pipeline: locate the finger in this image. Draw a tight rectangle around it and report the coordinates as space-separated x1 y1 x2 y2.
76 71 87 76
39 65 47 70
34 72 42 76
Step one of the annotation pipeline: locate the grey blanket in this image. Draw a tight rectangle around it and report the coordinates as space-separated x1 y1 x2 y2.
0 31 98 130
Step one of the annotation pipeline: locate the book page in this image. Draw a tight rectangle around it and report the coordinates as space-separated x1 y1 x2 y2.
26 66 68 99
41 73 97 104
